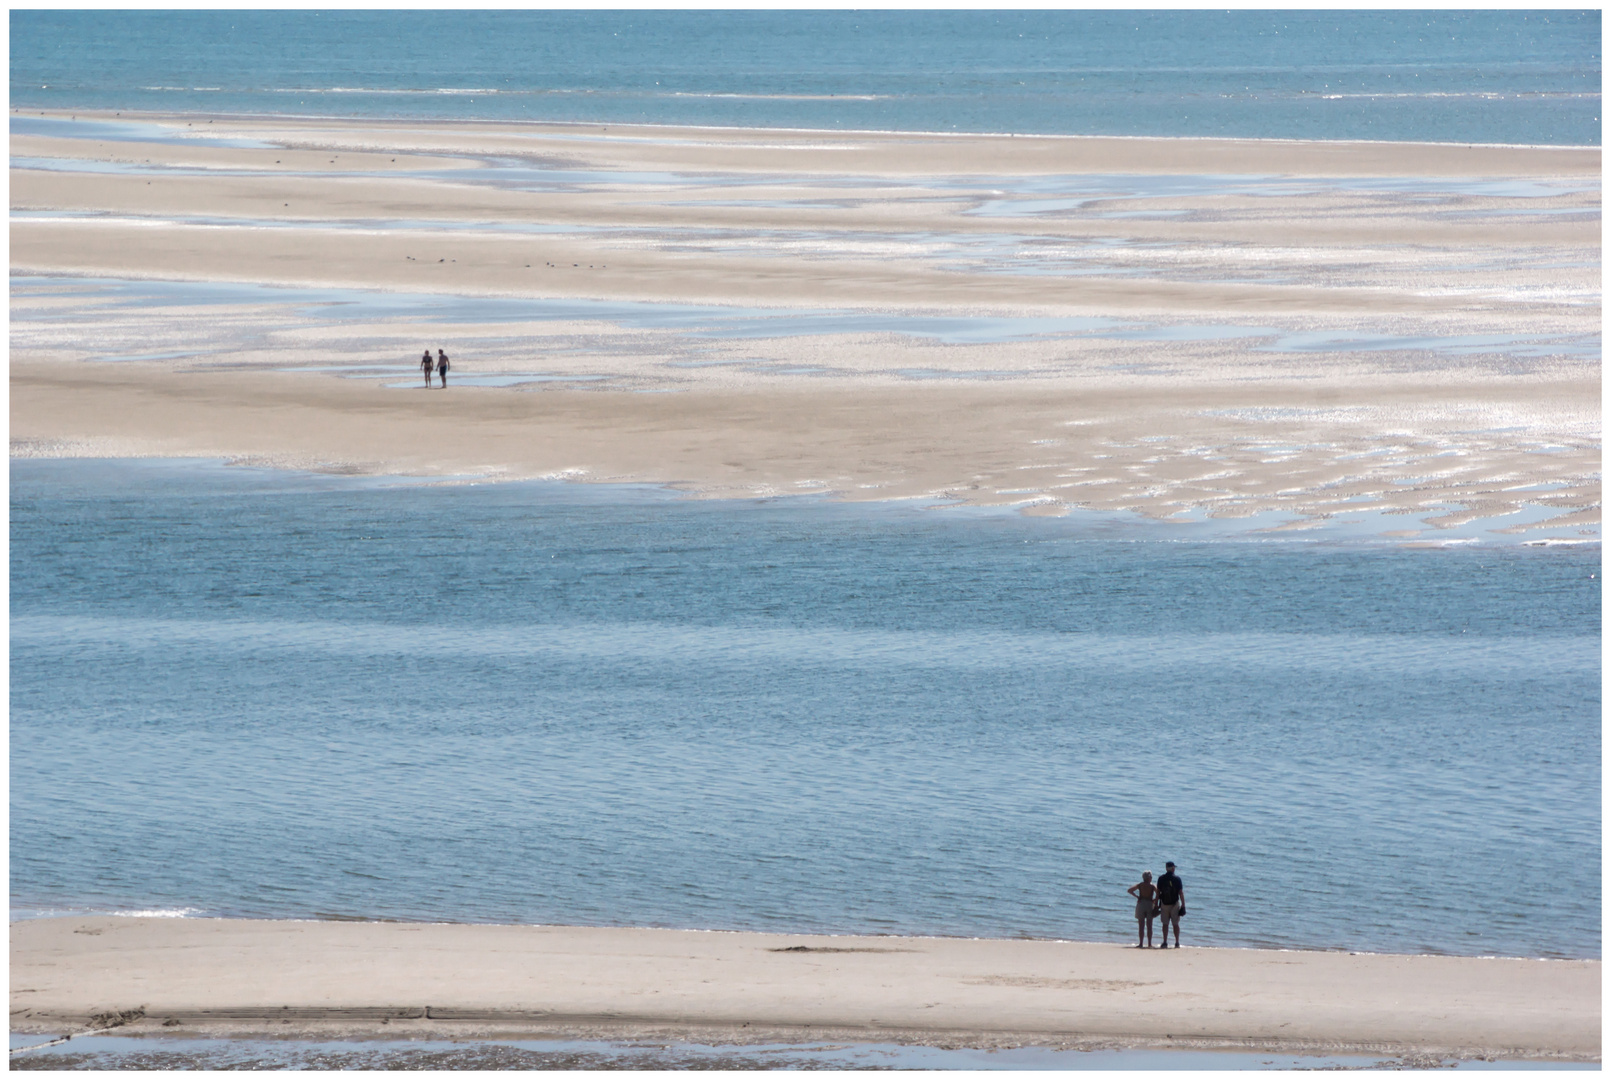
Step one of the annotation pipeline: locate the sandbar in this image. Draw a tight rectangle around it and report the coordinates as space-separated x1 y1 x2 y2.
9 111 1602 535
8 917 1599 1062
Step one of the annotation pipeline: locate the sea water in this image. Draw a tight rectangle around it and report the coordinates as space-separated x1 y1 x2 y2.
9 1033 1597 1071
9 10 1601 145
10 459 1600 960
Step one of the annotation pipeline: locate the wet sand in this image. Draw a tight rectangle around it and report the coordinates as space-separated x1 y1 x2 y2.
9 111 1602 534
10 357 1600 531
9 917 1600 1062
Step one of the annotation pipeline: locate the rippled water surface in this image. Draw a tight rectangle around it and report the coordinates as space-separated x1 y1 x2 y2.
10 11 1601 144
12 1034 1593 1071
9 460 1600 958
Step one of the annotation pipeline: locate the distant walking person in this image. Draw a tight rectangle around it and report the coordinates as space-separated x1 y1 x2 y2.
420 348 434 387
437 348 450 388
1156 861 1185 948
1127 871 1158 948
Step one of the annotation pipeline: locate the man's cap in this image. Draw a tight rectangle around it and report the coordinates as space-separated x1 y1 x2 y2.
1165 861 1175 868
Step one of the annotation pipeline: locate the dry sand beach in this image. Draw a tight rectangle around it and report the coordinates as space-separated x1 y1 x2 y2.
10 111 1601 537
9 917 1601 1062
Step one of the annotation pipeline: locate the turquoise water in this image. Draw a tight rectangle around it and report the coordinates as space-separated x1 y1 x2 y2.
10 460 1600 960
10 10 1601 144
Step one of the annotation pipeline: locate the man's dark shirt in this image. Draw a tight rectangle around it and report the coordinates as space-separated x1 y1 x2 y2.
1157 872 1182 905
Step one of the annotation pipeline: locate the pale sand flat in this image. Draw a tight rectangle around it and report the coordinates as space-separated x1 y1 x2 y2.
9 111 1600 529
8 918 1599 1061
10 360 1599 530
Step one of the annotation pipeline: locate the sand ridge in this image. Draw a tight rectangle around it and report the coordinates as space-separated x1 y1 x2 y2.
8 917 1600 1061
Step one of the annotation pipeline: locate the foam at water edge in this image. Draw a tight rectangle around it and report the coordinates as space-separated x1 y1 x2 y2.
10 905 204 922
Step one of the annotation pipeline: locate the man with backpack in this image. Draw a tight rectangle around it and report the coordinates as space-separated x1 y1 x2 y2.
1156 861 1185 948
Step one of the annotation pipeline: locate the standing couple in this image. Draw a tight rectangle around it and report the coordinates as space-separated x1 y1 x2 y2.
420 348 451 388
1127 862 1185 948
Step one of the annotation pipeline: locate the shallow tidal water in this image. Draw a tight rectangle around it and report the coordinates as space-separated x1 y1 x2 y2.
9 459 1601 959
7 1033 1598 1071
12 275 1599 368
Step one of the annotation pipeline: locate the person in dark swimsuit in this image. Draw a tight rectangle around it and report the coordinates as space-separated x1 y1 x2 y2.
1127 871 1157 948
436 349 450 388
420 349 434 387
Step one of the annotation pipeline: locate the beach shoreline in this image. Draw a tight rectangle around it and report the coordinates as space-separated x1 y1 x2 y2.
8 917 1601 1061
17 105 1608 153
11 354 1599 537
